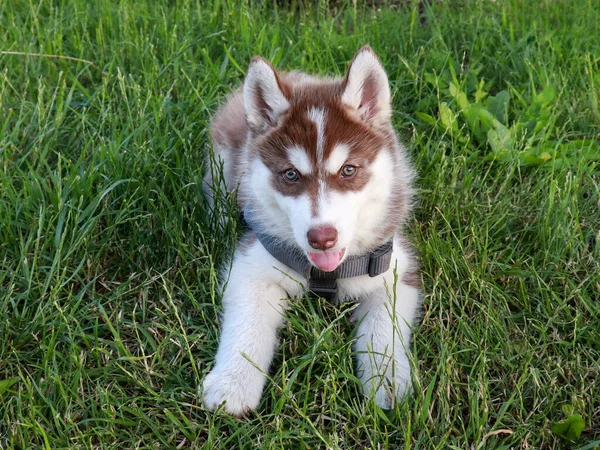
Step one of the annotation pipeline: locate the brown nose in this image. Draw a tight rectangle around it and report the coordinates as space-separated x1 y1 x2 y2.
307 226 338 250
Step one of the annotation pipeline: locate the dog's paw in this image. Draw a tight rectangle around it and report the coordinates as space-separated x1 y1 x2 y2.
361 359 412 410
201 367 263 417
369 375 411 410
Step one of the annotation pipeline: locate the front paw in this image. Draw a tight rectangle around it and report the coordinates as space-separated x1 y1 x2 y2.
361 359 412 410
201 366 265 416
367 376 411 410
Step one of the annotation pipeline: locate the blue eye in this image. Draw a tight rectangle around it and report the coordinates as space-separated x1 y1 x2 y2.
283 168 300 182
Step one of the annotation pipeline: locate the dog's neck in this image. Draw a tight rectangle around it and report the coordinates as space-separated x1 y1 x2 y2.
240 205 394 300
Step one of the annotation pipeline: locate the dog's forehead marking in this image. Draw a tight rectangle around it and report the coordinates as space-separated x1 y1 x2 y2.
311 179 326 218
286 145 313 175
325 144 350 175
306 107 326 165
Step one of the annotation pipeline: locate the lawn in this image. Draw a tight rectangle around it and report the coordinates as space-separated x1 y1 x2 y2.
1 0 599 448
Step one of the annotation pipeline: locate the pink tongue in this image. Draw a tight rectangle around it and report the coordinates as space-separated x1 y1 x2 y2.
308 250 345 272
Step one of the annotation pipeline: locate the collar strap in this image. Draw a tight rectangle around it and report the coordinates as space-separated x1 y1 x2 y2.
240 209 394 300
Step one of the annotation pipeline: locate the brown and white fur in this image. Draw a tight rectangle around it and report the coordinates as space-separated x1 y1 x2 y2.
202 46 421 416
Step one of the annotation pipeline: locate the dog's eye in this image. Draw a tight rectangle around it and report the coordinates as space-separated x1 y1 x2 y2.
341 165 357 178
283 168 300 182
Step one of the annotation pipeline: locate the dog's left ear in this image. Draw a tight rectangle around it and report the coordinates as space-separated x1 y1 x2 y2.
341 46 391 127
243 57 290 134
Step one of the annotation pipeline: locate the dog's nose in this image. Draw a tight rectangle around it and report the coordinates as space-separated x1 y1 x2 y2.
307 226 338 250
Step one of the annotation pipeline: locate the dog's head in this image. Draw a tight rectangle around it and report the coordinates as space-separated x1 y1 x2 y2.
241 46 413 272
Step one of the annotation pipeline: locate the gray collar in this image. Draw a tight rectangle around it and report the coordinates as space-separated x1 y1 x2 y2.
241 207 394 299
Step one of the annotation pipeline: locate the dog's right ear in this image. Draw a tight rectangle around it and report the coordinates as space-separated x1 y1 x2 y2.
341 46 391 128
243 57 290 133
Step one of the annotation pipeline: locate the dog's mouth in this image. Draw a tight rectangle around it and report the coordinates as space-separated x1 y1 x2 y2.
307 248 346 272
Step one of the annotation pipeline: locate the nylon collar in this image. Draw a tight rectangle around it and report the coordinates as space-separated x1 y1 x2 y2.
240 207 394 300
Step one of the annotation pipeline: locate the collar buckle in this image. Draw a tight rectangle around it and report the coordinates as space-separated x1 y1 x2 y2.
367 243 394 278
309 284 338 301
308 267 338 300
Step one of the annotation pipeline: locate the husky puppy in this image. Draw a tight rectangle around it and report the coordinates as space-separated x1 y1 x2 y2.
202 46 421 416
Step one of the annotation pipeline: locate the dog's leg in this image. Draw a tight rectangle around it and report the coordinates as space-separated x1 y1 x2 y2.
202 266 288 416
353 281 419 409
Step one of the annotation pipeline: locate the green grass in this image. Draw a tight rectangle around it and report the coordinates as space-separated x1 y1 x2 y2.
1 0 599 448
